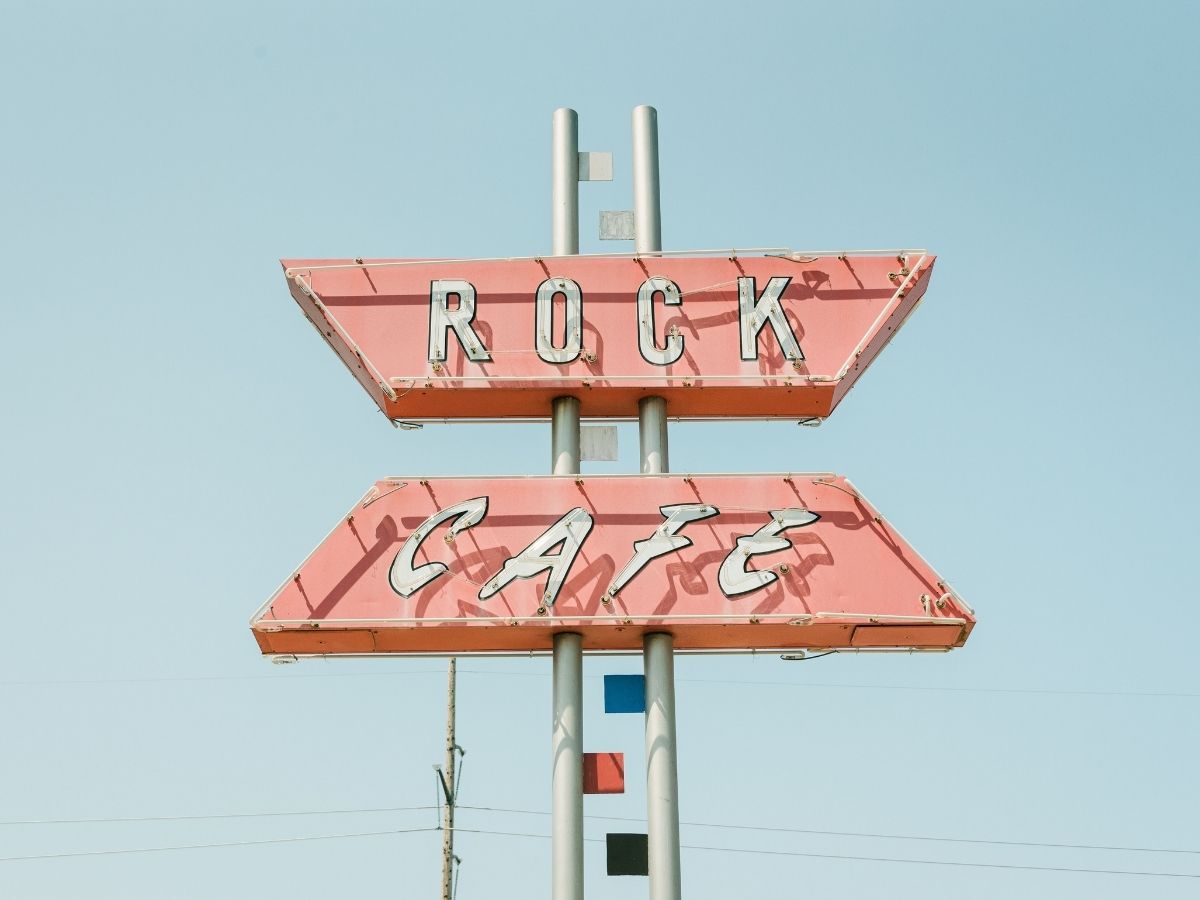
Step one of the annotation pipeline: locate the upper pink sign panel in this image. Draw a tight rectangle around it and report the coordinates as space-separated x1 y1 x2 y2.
282 251 934 421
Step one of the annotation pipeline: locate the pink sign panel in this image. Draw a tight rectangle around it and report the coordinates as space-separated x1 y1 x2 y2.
251 473 972 656
281 251 934 421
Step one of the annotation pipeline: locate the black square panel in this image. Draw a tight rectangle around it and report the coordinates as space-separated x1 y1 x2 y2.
606 832 649 876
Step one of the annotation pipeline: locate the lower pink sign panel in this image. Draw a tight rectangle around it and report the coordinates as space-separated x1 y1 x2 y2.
251 474 973 655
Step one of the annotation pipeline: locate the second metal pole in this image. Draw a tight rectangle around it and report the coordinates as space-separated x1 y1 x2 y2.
634 107 668 479
632 105 662 256
551 396 583 900
638 396 669 475
641 395 681 900
634 103 682 900
643 632 681 900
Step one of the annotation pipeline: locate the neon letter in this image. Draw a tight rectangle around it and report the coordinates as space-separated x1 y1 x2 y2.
636 276 685 366
534 278 583 364
608 503 718 598
478 507 594 607
718 508 819 596
389 497 489 597
429 279 491 362
738 276 803 361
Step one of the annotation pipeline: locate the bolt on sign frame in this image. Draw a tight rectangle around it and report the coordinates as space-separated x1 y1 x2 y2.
282 250 934 423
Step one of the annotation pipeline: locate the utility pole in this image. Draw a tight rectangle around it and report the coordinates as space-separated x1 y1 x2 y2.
438 658 461 900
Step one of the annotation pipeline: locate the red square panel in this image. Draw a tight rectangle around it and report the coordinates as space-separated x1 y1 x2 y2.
583 753 625 794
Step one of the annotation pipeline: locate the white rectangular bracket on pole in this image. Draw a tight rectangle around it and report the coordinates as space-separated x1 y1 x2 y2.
578 151 613 181
599 210 636 241
580 424 618 461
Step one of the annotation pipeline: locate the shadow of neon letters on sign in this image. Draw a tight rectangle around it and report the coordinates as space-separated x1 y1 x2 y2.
388 499 816 607
254 475 971 654
427 275 804 368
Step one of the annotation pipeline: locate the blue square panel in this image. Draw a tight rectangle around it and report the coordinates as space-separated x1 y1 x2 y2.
603 674 645 714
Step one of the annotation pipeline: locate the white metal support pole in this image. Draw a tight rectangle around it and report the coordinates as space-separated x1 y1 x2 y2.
638 396 669 475
552 396 581 477
634 105 669 478
632 105 662 257
552 630 584 900
552 108 580 258
643 632 681 900
551 107 584 900
634 103 682 900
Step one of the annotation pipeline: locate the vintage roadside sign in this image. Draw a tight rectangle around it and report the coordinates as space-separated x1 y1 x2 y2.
260 104 969 900
283 251 934 421
251 473 972 656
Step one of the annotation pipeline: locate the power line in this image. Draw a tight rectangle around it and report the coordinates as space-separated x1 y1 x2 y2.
2 668 1193 700
456 805 1200 856
4 820 1195 879
7 801 1195 858
0 805 436 828
0 670 447 687
451 827 1200 880
457 669 1200 700
665 677 1200 700
0 826 438 863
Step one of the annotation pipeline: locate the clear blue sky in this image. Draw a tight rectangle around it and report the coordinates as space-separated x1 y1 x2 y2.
2 1 1198 897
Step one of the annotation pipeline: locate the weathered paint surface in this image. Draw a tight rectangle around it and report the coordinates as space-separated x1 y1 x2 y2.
281 253 934 421
251 473 971 655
